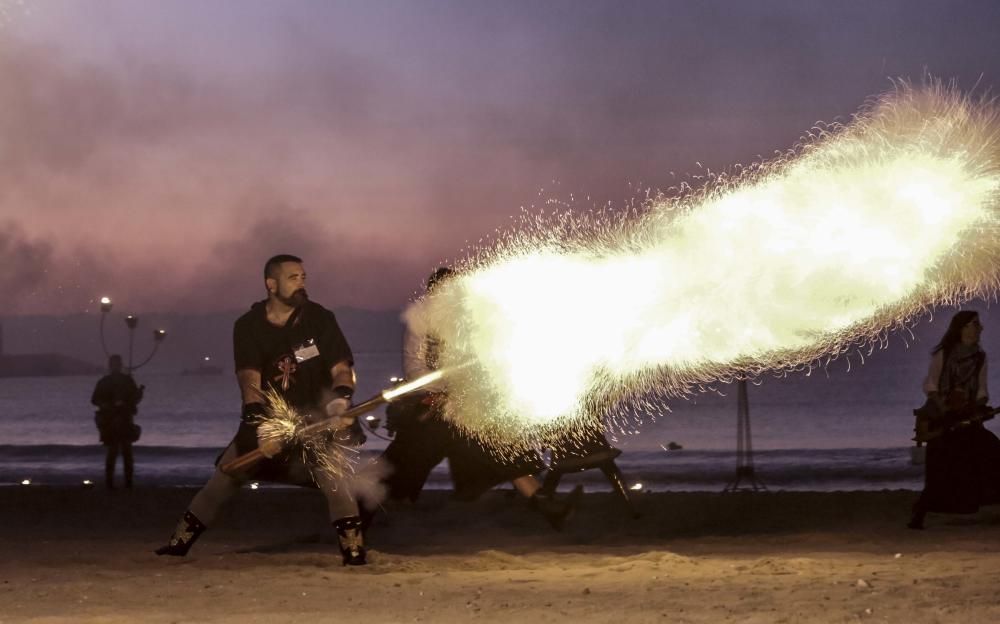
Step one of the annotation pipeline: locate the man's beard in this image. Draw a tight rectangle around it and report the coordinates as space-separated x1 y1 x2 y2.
277 288 308 307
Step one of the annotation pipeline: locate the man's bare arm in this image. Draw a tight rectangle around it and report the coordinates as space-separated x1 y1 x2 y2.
236 369 264 405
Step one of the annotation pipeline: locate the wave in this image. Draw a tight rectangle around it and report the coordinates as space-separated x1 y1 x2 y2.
0 444 924 490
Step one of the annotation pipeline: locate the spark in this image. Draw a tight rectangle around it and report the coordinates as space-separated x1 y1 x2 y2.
407 81 1000 453
253 388 358 484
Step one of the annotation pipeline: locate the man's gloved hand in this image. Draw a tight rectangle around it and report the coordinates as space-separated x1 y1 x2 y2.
327 390 368 445
325 396 351 419
326 384 355 430
241 402 268 423
257 429 284 459
326 396 359 440
244 402 282 458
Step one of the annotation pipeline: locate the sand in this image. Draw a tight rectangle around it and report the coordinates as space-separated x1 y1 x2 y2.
2 486 999 623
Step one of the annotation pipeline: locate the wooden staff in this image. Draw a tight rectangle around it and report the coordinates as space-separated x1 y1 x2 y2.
220 370 446 476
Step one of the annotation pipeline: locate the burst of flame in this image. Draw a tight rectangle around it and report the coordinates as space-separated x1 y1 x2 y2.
406 81 1000 452
382 370 447 401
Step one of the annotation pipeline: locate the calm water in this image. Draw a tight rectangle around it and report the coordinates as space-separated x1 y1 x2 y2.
2 351 994 490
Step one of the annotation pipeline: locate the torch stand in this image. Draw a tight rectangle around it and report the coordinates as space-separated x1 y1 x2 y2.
723 380 767 493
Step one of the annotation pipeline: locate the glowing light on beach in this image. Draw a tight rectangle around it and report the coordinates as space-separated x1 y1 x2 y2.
406 82 1000 451
82 479 93 486
630 483 643 491
250 482 259 490
20 479 30 485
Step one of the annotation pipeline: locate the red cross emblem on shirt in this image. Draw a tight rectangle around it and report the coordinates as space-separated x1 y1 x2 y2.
274 356 297 391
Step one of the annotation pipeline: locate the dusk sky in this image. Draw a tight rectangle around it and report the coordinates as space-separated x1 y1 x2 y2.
3 0 1000 315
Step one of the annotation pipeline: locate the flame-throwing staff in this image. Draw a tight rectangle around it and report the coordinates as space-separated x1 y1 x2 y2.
219 369 447 476
154 254 369 566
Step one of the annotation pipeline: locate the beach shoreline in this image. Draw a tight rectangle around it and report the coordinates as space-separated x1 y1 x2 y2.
3 487 1000 622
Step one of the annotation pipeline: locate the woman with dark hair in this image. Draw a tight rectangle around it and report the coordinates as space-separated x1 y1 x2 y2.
909 310 1000 529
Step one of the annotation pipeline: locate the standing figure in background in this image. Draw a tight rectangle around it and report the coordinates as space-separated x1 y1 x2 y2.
361 267 581 534
91 354 143 489
909 310 1000 529
155 254 368 565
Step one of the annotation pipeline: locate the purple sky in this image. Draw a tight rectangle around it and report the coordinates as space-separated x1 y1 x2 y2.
3 0 1000 315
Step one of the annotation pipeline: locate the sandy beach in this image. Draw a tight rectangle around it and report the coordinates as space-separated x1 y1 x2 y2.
2 486 999 623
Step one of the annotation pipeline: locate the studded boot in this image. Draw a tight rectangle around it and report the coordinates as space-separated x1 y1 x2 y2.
333 515 367 566
155 510 207 556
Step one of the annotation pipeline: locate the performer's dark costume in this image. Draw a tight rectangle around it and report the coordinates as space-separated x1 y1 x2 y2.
156 300 366 563
380 392 546 503
911 344 1000 527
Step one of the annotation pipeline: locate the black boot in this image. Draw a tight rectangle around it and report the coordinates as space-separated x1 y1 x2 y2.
334 516 367 566
530 484 583 531
907 507 926 530
155 511 207 556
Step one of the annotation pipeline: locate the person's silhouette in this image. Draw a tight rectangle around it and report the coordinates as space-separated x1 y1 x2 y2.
91 354 143 488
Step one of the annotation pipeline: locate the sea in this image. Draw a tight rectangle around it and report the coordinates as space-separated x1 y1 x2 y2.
2 349 996 492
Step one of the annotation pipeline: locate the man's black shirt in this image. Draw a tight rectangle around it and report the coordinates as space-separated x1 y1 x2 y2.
233 300 353 411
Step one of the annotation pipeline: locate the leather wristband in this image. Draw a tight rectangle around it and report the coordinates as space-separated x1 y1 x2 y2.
331 385 354 400
241 401 267 423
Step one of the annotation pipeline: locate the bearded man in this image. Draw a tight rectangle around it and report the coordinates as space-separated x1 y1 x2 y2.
155 254 367 565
